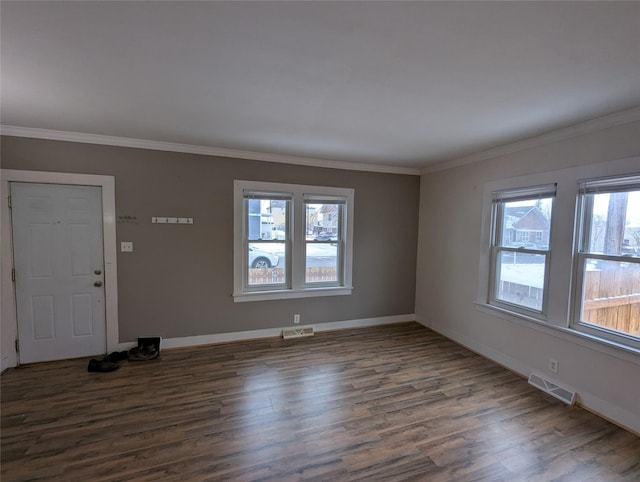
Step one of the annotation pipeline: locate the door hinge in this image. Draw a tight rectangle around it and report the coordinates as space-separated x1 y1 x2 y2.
15 339 19 353
12 269 16 282
8 195 11 209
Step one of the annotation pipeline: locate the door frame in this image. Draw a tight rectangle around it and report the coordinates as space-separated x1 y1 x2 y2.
1 169 119 368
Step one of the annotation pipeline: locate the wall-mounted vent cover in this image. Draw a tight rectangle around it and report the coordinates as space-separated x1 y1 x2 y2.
282 326 314 339
528 373 576 405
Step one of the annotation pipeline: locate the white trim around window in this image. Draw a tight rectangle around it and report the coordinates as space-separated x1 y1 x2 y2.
488 183 556 319
476 155 640 358
572 174 640 351
233 180 354 302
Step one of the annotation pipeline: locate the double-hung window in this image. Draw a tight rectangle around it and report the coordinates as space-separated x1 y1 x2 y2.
479 158 640 355
489 184 556 317
234 180 354 302
574 175 640 349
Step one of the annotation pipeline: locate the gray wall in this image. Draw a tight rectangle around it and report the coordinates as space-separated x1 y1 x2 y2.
416 120 640 432
2 136 419 342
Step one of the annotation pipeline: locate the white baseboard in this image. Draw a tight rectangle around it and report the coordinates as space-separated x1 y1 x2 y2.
117 314 415 352
415 316 640 435
313 314 415 333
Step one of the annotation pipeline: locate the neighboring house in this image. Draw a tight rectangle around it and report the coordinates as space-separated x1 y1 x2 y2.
503 206 531 245
305 206 319 235
506 206 551 247
318 204 339 234
624 226 640 254
270 200 286 231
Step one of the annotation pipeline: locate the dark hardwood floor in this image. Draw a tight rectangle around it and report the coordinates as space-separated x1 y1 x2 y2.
2 322 639 481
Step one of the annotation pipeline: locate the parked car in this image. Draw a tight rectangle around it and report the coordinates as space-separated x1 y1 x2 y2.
510 242 538 250
315 232 337 241
249 247 279 268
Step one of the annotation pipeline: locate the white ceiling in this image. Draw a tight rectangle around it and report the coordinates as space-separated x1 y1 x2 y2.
2 1 639 171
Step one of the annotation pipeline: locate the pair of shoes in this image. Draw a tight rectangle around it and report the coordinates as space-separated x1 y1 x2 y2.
87 358 119 372
128 345 159 361
105 351 129 363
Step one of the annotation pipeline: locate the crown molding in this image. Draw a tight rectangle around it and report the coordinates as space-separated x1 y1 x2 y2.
4 105 637 177
0 125 421 176
421 105 640 175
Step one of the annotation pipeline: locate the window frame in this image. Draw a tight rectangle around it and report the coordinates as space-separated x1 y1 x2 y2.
233 180 354 302
488 184 556 319
241 188 293 293
476 157 640 360
303 194 346 288
571 174 640 350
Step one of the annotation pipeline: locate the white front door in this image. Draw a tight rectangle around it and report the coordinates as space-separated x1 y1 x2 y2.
10 182 107 364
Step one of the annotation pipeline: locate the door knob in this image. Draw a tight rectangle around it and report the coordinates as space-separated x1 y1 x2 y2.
94 268 102 275
94 281 103 287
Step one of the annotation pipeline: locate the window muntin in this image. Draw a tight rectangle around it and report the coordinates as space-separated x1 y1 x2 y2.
490 185 555 316
234 181 354 301
575 176 640 346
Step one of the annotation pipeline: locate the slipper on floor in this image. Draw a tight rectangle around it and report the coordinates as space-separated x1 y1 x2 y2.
128 346 159 361
87 358 119 372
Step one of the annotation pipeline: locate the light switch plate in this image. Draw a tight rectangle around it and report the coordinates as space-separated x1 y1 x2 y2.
121 241 134 252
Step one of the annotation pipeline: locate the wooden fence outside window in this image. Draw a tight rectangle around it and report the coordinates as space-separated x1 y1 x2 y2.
582 266 640 337
248 267 338 285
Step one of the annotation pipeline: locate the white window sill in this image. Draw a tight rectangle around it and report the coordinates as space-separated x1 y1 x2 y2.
474 301 640 365
233 286 353 303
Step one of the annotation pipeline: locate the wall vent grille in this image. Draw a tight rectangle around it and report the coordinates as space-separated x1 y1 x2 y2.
528 373 576 405
282 326 314 339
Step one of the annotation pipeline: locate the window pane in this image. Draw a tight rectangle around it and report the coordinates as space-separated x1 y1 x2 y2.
499 198 553 249
495 251 547 311
580 258 640 338
247 199 286 241
306 203 340 241
248 242 285 286
583 190 640 256
305 202 341 284
306 243 338 283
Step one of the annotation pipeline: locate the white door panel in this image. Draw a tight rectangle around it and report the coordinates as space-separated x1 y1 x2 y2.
11 182 106 363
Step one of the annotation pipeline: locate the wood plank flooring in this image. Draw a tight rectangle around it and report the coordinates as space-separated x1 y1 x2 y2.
2 322 639 481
